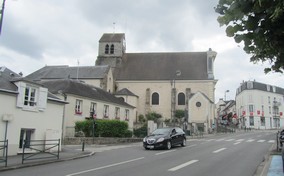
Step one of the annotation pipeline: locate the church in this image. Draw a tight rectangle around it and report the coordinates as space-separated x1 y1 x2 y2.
96 33 218 133
27 33 218 134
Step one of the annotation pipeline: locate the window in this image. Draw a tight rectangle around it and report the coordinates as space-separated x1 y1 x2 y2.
196 102 201 107
90 102 97 119
152 92 159 105
269 106 271 114
178 93 185 105
105 44 109 54
110 44 114 54
249 105 254 112
24 86 37 107
247 82 253 89
125 109 129 121
104 105 109 118
75 99 83 115
267 85 271 91
208 57 213 72
115 107 120 119
16 82 48 111
268 96 271 104
249 116 254 126
19 128 34 148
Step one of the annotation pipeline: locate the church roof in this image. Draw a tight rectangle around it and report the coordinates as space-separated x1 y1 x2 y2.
117 52 210 80
39 79 134 108
115 88 138 97
26 65 110 81
99 33 125 42
0 66 21 91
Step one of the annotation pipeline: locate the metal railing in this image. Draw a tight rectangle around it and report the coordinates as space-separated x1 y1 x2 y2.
0 140 8 167
22 139 60 164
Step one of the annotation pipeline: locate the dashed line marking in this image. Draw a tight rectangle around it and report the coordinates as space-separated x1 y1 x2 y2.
168 160 199 171
213 148 226 153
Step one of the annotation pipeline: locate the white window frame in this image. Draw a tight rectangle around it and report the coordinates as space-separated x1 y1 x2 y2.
115 107 120 119
24 86 37 108
90 102 97 119
75 99 83 115
125 109 129 121
104 105 109 118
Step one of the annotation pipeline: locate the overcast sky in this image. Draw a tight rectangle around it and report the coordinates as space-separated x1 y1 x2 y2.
1 0 283 102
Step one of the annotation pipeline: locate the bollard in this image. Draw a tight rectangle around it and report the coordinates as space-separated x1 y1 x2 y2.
82 141 85 151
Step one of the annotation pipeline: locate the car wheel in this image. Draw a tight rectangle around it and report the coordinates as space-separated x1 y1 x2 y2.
181 138 186 147
166 141 172 150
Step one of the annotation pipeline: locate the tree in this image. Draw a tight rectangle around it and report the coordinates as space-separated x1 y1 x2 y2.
215 0 284 73
174 109 185 126
145 112 162 123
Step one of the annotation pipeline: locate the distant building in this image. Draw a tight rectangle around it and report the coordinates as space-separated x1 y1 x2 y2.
26 33 218 134
236 80 284 129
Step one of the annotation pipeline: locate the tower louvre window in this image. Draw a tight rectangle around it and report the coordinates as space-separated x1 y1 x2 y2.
105 44 109 54
110 44 114 54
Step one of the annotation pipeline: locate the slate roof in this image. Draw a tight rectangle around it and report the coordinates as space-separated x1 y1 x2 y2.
38 79 134 108
117 52 209 81
99 33 125 42
0 66 21 92
115 88 138 97
236 81 284 95
26 65 110 81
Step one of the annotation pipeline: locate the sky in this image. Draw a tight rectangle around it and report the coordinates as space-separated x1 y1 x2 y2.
0 0 283 102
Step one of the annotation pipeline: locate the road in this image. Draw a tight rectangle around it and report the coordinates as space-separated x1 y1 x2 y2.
1 131 276 176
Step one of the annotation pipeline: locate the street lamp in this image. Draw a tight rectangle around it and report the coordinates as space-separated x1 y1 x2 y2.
171 70 181 123
224 90 229 101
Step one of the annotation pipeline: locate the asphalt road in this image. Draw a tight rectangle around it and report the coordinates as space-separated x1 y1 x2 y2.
1 131 276 176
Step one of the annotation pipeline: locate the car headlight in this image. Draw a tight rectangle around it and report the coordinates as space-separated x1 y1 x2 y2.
143 137 147 142
156 138 165 143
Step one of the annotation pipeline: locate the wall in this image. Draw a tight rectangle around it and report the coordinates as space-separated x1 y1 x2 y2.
0 93 64 156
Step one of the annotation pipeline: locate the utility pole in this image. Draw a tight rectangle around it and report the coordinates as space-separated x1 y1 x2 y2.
0 0 6 35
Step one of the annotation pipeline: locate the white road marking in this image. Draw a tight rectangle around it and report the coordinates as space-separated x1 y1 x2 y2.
213 148 226 153
155 149 176 155
236 139 244 142
246 139 255 142
168 160 199 171
216 138 225 141
234 142 241 145
65 157 144 176
268 140 275 143
257 140 265 143
225 139 235 141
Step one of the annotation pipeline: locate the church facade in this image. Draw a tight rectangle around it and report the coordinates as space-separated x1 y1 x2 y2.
96 33 218 133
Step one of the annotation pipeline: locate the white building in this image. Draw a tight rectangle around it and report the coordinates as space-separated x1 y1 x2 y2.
236 80 284 129
0 67 66 156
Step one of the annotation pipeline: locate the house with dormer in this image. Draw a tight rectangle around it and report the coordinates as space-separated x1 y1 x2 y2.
0 67 66 156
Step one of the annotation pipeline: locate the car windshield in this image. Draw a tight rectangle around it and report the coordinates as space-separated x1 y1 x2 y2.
151 128 171 135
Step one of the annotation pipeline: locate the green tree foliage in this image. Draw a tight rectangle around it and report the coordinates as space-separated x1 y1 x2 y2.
133 124 147 137
215 0 284 73
145 112 162 123
75 119 132 137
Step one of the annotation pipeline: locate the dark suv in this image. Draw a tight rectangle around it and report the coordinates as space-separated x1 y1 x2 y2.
143 127 186 150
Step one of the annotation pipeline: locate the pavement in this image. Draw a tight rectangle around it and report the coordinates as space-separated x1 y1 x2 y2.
0 132 282 175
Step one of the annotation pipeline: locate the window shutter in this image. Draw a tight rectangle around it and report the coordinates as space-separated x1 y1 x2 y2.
16 82 26 108
38 87 48 110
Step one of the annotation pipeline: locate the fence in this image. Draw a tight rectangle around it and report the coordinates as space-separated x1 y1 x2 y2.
22 139 60 164
0 140 8 167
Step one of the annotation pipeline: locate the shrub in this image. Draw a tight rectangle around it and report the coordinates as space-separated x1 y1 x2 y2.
133 125 147 138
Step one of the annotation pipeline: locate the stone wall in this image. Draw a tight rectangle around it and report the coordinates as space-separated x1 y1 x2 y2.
64 137 143 145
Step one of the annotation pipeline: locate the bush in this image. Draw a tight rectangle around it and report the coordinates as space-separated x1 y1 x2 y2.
133 125 147 138
75 119 131 138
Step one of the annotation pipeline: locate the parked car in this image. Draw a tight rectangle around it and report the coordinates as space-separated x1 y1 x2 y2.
143 127 186 150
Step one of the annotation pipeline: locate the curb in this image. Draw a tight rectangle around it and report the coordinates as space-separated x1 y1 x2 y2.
0 151 95 172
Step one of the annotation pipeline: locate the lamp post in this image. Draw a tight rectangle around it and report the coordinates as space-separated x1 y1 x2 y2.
0 0 6 35
171 70 181 124
224 90 229 101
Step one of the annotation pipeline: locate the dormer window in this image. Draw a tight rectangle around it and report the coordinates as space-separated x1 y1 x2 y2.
110 44 114 54
105 44 109 54
16 82 47 111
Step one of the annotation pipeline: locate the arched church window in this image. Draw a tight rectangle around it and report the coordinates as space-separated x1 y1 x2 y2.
178 92 185 105
105 44 109 54
110 44 114 54
152 92 159 105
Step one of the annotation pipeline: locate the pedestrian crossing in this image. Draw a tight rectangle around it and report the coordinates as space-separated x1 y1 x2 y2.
189 138 275 144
